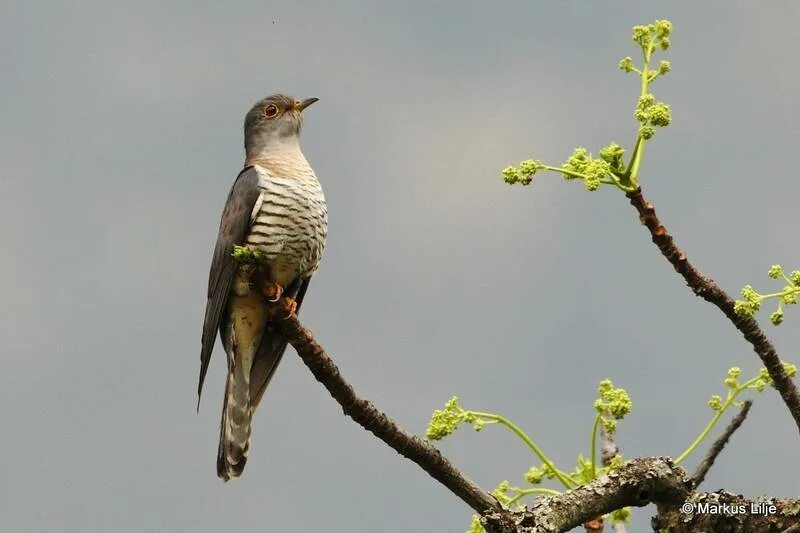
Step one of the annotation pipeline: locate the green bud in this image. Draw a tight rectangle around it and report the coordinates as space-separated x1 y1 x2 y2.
658 60 671 75
655 20 673 39
584 159 610 191
734 300 755 317
728 367 742 379
791 271 800 286
518 159 542 177
426 397 463 440
525 465 545 484
659 37 671 50
649 103 672 127
618 56 634 72
565 147 590 171
783 291 798 305
632 25 649 43
595 380 633 419
708 395 723 411
502 166 521 185
639 126 655 140
768 265 783 279
741 285 761 304
599 142 625 171
784 362 798 378
563 147 593 182
637 93 655 110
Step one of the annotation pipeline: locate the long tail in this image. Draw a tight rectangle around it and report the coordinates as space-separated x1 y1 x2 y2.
215 279 310 480
217 291 265 481
217 352 253 480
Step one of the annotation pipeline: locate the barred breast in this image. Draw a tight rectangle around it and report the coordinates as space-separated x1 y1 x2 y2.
245 165 327 287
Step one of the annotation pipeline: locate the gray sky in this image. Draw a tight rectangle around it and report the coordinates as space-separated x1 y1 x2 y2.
2 1 799 531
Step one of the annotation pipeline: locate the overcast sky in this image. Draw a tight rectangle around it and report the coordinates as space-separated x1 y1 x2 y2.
2 1 799 532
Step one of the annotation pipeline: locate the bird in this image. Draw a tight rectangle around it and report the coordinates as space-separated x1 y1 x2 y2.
198 94 327 480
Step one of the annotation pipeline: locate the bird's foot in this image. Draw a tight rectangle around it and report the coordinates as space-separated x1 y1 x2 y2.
266 297 297 321
262 282 284 302
282 297 297 317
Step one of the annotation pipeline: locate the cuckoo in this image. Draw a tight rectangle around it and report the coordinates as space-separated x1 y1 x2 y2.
198 94 327 480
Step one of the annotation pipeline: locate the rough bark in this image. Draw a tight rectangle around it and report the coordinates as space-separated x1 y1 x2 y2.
483 457 689 533
626 188 800 433
653 491 800 532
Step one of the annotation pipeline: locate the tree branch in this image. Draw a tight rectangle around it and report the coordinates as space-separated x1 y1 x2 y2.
626 188 800 433
483 457 690 532
481 457 800 533
269 302 501 516
653 491 800 532
270 302 800 532
691 399 752 488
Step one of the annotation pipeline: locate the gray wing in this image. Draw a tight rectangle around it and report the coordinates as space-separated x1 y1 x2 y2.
198 166 261 406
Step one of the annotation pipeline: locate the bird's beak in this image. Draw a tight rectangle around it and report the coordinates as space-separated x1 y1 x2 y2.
294 97 319 112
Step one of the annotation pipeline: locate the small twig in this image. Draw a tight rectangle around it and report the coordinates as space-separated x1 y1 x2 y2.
601 427 626 533
600 426 619 468
270 302 501 515
783 523 800 533
691 400 753 488
584 428 623 532
627 188 800 434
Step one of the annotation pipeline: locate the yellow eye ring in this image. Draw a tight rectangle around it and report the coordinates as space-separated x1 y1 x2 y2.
264 104 279 118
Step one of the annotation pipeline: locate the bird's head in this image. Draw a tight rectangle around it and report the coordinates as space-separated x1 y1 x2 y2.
243 94 318 157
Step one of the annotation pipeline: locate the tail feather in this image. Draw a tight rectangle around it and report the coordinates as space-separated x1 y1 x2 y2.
214 278 311 480
217 291 265 481
217 357 253 480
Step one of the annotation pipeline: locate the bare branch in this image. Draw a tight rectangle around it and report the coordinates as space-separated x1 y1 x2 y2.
691 400 753 488
270 302 501 515
626 188 800 433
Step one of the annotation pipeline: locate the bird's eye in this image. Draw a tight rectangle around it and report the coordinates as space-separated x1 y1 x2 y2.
264 104 279 118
